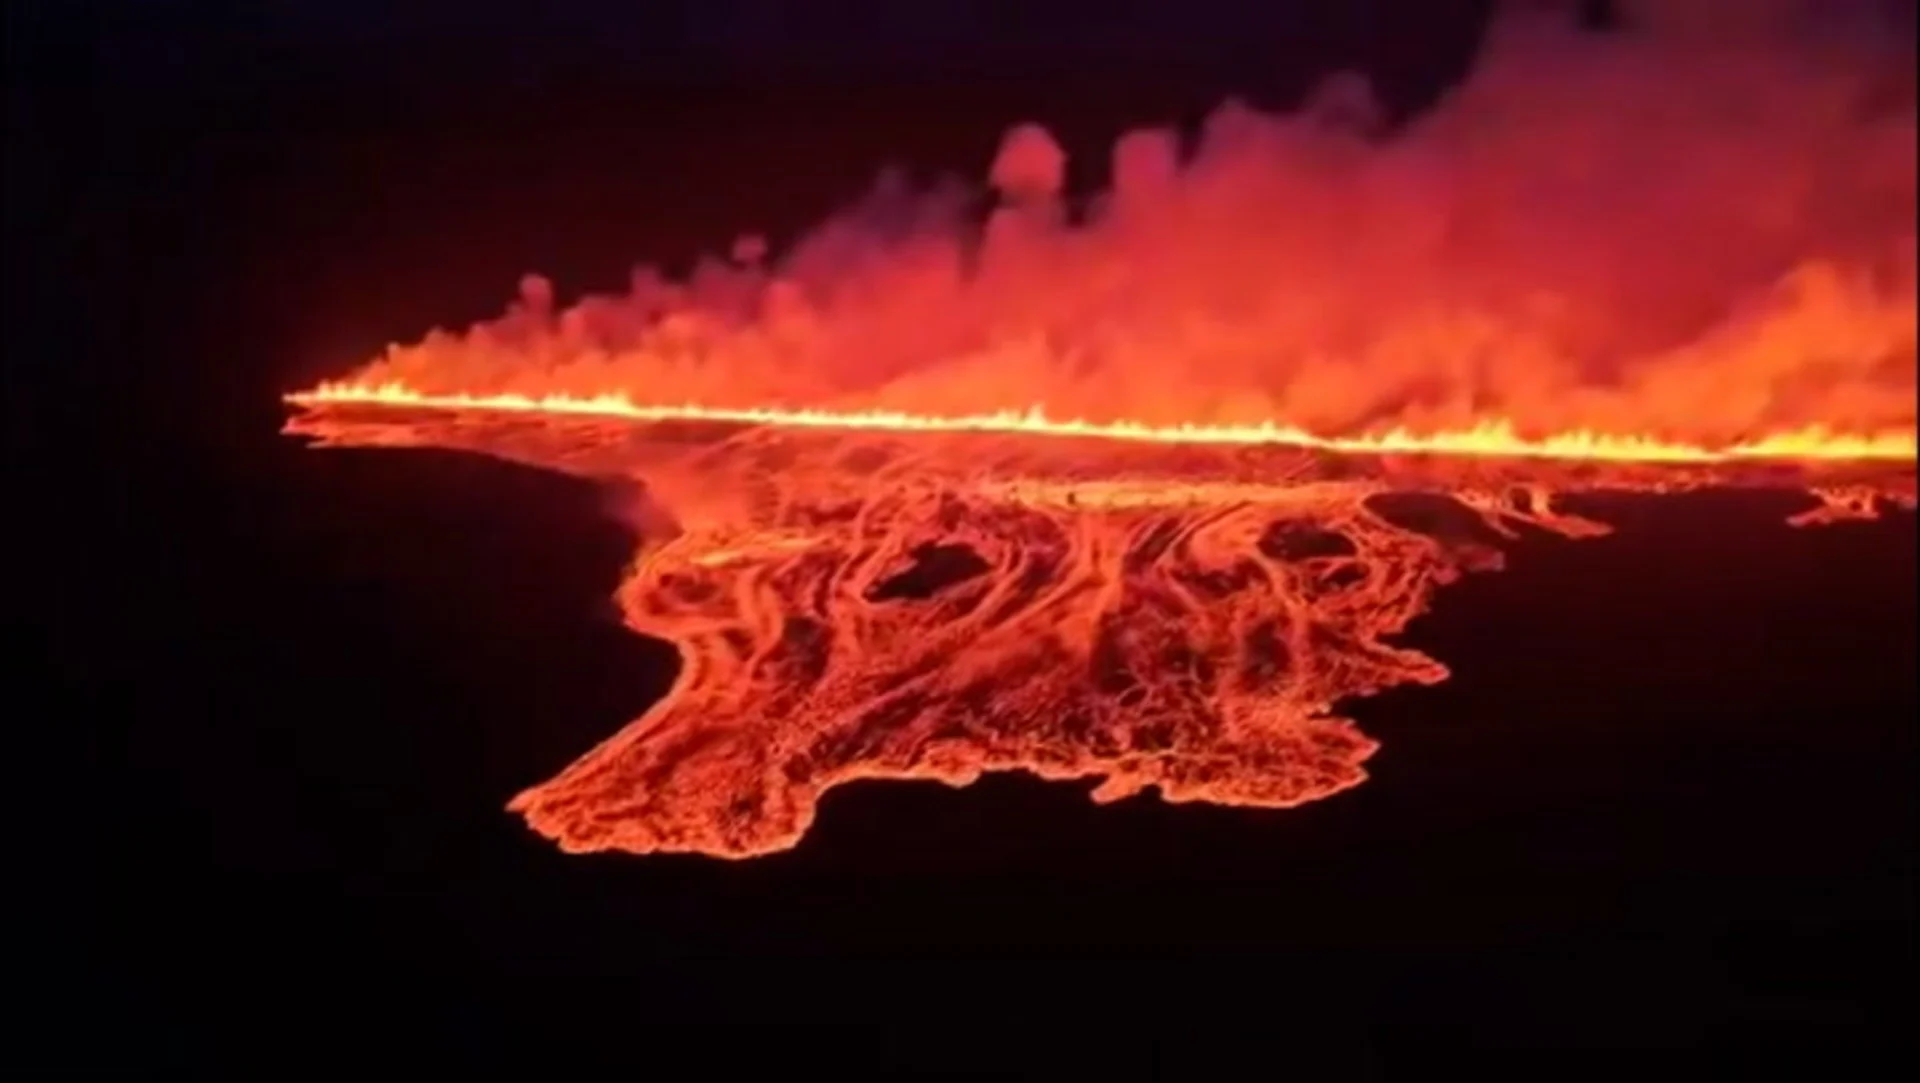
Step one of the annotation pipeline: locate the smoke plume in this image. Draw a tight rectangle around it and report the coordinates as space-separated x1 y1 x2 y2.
344 0 1916 444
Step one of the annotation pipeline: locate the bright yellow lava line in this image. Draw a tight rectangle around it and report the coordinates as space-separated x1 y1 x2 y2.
285 380 1919 464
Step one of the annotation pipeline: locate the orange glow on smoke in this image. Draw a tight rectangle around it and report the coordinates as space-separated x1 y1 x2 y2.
284 2 1917 858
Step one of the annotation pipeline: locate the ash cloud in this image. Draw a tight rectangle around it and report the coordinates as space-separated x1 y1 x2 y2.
354 0 1917 443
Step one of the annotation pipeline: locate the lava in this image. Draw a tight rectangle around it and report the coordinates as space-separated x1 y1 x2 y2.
284 398 1914 858
285 0 1916 858
288 381 1920 464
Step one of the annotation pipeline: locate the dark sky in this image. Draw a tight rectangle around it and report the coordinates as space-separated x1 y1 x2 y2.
1 0 1495 449
13 0 1497 99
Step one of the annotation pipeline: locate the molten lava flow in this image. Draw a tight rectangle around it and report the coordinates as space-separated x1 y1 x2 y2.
284 1 1916 858
285 399 1914 858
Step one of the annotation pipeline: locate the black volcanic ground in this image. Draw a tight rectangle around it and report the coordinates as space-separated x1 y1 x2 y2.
132 439 1917 1014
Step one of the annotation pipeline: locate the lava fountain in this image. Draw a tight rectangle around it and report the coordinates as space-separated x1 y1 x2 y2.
285 0 1916 858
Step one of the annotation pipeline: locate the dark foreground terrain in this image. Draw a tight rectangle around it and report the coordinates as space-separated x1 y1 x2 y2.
130 451 1919 1010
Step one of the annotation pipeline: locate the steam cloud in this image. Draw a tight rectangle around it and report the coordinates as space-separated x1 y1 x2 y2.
346 0 1917 444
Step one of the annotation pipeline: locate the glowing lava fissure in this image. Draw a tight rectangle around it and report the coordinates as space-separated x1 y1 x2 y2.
287 381 1920 465
284 1 1916 857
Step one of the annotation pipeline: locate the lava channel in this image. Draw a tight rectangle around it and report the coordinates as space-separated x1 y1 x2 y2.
285 401 1914 857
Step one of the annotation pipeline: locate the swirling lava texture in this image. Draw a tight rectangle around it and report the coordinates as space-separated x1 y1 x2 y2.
287 404 1912 857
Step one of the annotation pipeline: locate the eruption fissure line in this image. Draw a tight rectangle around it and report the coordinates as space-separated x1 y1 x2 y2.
286 382 1918 464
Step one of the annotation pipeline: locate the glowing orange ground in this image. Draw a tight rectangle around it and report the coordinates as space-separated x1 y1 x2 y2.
285 397 1914 857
